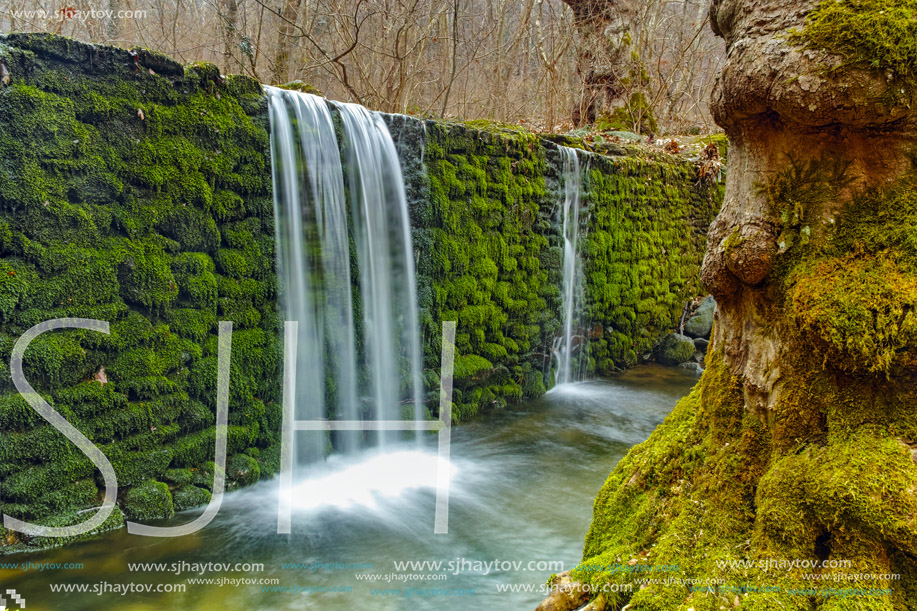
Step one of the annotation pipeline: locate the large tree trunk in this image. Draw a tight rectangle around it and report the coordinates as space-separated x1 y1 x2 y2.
561 0 637 126
570 0 917 608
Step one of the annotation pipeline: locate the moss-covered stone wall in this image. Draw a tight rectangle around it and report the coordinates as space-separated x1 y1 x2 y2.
0 33 281 551
580 154 718 373
0 34 719 551
389 118 722 420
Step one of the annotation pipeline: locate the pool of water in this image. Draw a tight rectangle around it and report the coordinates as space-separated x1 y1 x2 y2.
1 365 697 610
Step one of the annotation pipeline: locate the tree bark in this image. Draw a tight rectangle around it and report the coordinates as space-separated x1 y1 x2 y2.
221 0 241 73
272 0 302 84
561 0 637 126
574 0 917 608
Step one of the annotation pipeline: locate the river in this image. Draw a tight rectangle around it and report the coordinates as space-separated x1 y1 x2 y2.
2 365 697 611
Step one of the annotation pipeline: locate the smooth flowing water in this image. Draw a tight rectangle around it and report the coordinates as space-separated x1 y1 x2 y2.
3 366 696 611
266 87 424 457
336 101 425 434
555 146 586 385
267 88 356 460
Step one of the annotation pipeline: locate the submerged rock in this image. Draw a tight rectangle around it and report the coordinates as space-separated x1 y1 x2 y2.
654 333 696 365
684 295 716 338
679 361 704 376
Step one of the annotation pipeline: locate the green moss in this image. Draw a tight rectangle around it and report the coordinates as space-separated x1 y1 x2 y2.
226 453 260 488
453 354 494 379
788 251 917 374
161 467 194 485
582 158 717 373
1 453 95 503
778 168 917 375
169 425 254 467
256 442 282 479
33 479 98 516
595 92 658 135
6 507 125 553
522 369 547 398
417 121 555 419
757 427 917 555
797 0 917 79
189 461 222 491
414 121 719 419
0 34 279 540
171 485 211 511
654 333 696 365
122 479 174 521
279 80 323 96
699 133 728 162
722 227 745 255
575 354 772 608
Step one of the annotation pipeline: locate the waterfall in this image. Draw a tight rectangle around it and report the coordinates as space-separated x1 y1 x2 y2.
555 146 585 386
336 101 425 444
266 86 424 461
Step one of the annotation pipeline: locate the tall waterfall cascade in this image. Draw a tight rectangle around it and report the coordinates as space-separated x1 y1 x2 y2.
554 146 586 386
266 87 425 464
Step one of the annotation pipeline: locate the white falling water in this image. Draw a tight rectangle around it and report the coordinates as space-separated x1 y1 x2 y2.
266 86 424 460
555 146 584 386
335 101 425 443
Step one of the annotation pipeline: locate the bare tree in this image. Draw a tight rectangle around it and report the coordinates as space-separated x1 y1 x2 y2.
0 0 722 133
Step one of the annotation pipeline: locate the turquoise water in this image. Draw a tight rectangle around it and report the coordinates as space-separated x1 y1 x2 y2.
1 365 697 610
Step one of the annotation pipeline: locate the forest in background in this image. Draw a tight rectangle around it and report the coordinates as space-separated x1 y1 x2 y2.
0 0 723 133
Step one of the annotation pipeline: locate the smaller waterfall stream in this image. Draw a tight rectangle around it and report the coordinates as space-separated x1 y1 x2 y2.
555 146 585 386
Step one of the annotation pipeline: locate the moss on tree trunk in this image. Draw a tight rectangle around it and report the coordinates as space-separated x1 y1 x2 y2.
574 1 917 609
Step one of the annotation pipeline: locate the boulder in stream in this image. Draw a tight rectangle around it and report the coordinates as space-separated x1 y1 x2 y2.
684 295 716 338
654 333 696 365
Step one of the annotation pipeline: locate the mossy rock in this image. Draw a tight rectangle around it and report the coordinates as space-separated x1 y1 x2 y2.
190 461 221 491
123 480 174 522
226 453 260 488
171 485 211 511
161 468 194 486
654 333 696 365
279 80 323 96
256 443 281 479
522 369 547 398
7 507 126 553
